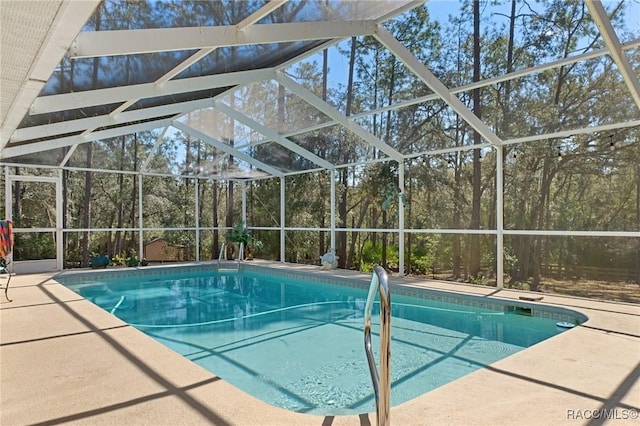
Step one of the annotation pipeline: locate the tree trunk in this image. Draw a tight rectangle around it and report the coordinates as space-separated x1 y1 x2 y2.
196 146 205 258
278 82 286 134
81 8 101 267
469 0 483 279
226 180 234 260
114 136 125 256
81 146 93 267
184 134 191 228
337 37 357 268
318 49 329 259
212 180 220 260
338 169 348 268
128 133 138 254
226 93 235 259
531 160 555 291
381 57 396 271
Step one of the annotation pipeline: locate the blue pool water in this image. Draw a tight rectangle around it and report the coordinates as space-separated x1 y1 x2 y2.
57 266 582 415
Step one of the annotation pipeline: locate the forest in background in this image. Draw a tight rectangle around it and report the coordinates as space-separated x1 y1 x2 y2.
1 0 638 303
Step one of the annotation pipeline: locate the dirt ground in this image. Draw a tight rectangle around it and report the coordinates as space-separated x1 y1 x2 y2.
424 272 640 304
537 278 640 304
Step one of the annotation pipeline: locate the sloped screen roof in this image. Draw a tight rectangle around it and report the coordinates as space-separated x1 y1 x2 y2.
1 0 639 181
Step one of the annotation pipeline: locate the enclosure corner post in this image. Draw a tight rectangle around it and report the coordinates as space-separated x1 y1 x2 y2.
496 146 504 289
4 166 10 222
398 161 405 276
330 169 336 254
138 174 144 263
280 176 285 263
195 177 200 262
56 169 64 270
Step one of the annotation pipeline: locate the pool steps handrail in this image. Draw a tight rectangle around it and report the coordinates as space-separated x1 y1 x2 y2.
217 242 226 266
217 242 243 271
364 265 391 426
237 242 244 265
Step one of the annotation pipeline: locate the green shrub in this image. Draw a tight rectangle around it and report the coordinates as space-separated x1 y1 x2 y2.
126 256 139 267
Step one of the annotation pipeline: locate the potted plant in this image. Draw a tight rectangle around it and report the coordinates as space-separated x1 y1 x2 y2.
225 221 262 260
126 256 139 267
90 253 110 269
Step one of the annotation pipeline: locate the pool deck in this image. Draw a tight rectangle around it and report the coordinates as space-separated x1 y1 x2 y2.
1 261 639 425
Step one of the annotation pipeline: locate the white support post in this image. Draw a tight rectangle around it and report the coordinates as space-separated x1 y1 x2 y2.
496 147 504 289
4 167 10 222
280 177 285 263
138 174 144 261
398 162 405 276
56 169 64 270
195 178 200 262
330 169 336 253
242 181 247 225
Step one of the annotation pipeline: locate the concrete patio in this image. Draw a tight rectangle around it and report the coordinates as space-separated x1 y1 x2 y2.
1 263 639 425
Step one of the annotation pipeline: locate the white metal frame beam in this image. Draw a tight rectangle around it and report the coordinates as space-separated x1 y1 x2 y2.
273 40 634 151
92 1 291 133
0 0 101 150
502 119 640 146
586 1 640 110
107 48 218 120
172 121 284 177
102 2 290 126
237 0 288 31
214 101 335 170
18 2 290 149
30 69 269 115
275 37 640 147
13 98 216 142
24 40 636 147
141 126 170 172
69 21 378 58
1 117 176 159
351 43 631 121
375 26 503 147
275 73 404 162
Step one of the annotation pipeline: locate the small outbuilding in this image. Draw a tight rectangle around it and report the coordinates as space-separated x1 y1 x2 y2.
144 237 183 262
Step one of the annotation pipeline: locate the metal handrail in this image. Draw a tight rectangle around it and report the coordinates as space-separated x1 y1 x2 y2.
217 242 226 267
364 265 391 426
237 242 244 265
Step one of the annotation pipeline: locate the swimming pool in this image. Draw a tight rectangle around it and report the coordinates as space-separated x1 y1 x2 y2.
56 264 586 416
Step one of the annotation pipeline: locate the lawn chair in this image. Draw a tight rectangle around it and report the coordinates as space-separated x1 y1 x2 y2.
1 220 14 302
